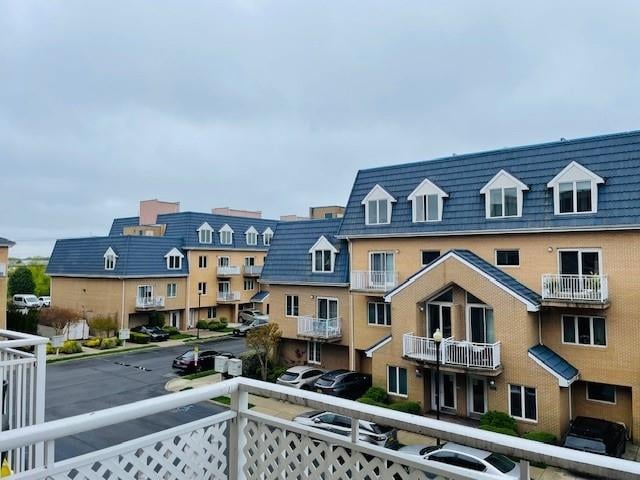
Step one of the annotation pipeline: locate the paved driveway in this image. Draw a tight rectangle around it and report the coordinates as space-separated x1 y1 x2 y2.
45 337 247 460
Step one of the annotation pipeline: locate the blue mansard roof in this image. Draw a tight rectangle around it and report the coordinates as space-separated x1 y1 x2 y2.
47 236 188 278
260 219 349 286
338 130 640 237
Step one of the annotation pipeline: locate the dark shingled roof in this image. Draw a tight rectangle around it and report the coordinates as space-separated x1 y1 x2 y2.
47 236 188 277
0 237 15 247
260 219 349 285
250 291 270 303
339 130 640 237
529 344 579 381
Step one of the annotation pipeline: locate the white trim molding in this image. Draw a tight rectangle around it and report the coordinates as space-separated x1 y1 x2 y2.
196 222 214 244
245 226 258 246
407 178 448 223
103 247 118 270
309 236 338 273
547 161 604 215
480 170 529 219
362 184 396 225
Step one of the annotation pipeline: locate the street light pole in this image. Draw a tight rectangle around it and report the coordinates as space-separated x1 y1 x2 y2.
197 292 202 340
433 328 443 446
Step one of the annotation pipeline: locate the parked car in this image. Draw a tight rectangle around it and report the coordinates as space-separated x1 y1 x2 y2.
293 410 397 447
399 442 521 478
12 294 41 309
239 308 268 322
313 369 372 399
562 416 626 457
38 296 51 307
232 317 268 336
172 350 235 373
276 366 325 389
131 325 170 341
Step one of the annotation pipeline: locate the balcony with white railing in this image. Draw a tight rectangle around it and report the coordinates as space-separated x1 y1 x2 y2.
217 291 241 302
297 316 342 340
217 265 241 276
0 330 48 474
350 270 399 292
135 296 165 310
243 265 263 277
403 334 502 370
1 377 638 480
541 274 609 305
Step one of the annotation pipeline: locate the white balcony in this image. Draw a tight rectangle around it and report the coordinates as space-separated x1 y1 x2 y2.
0 330 48 474
135 296 165 310
217 291 241 302
217 265 241 276
1 377 638 480
542 274 609 303
350 270 398 291
297 316 342 340
243 265 263 276
403 334 502 370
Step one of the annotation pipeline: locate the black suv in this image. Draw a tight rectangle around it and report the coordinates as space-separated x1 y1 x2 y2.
131 325 170 342
313 370 372 399
562 416 627 457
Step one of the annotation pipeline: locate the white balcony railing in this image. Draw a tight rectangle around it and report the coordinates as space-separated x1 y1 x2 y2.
542 274 609 302
135 296 165 309
0 330 49 474
243 265 262 276
350 270 399 291
297 316 342 339
0 377 638 480
217 265 241 276
403 334 502 370
217 291 241 302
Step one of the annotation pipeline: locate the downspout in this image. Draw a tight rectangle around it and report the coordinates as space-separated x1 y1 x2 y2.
121 279 126 330
348 238 355 371
538 311 542 345
185 251 191 330
569 382 573 421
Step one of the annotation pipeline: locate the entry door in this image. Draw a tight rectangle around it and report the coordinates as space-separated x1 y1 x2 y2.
469 306 494 344
468 376 487 416
317 298 338 319
427 304 452 338
432 373 456 411
218 282 230 294
170 311 180 328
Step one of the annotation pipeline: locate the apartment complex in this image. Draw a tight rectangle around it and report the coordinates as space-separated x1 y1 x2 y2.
47 209 277 330
0 237 15 329
263 130 640 442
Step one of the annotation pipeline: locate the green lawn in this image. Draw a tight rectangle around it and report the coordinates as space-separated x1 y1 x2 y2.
169 333 195 340
211 395 255 408
183 369 218 380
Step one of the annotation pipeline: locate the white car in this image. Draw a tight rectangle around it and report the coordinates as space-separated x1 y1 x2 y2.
239 309 268 323
38 296 51 307
276 366 325 389
399 442 521 478
12 294 41 309
293 411 397 447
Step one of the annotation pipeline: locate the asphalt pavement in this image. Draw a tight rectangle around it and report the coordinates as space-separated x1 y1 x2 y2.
45 336 247 460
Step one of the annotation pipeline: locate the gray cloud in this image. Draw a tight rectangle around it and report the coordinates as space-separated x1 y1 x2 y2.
2 0 640 256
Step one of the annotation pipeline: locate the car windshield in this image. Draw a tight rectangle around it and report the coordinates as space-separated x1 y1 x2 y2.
315 377 335 387
485 453 516 473
564 435 606 454
179 351 195 359
241 319 254 326
279 372 299 381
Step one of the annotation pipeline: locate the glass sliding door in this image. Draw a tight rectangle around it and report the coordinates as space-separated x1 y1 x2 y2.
369 252 395 288
468 376 487 416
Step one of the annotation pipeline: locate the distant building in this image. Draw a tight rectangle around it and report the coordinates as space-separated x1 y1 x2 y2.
0 237 15 329
212 207 262 219
309 205 344 219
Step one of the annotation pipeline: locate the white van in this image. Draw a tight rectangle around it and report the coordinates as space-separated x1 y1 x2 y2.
12 294 41 309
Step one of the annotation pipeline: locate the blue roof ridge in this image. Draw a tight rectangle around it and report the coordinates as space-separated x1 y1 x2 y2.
156 211 280 223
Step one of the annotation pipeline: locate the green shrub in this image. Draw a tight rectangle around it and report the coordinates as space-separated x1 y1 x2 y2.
60 340 82 354
98 337 119 350
267 365 288 383
241 352 262 379
208 321 222 331
388 401 421 415
479 425 519 437
219 316 228 324
148 312 165 328
129 332 150 344
357 397 386 408
480 411 518 431
362 386 389 404
196 320 209 329
46 343 55 354
83 337 102 348
162 326 179 335
523 431 557 445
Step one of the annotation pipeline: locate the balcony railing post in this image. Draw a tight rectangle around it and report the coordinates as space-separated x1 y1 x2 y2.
519 459 530 480
229 388 249 480
33 342 47 468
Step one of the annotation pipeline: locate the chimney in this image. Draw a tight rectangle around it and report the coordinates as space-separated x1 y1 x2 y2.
212 207 262 219
139 199 180 225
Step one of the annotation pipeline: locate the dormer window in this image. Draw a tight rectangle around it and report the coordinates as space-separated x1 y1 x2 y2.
309 236 338 273
547 161 604 215
197 222 213 244
103 247 117 270
165 248 184 270
262 227 274 246
407 178 448 222
362 184 396 225
219 224 234 245
245 226 258 246
480 170 528 219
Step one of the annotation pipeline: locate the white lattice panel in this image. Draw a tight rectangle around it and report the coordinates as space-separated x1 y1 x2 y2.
49 421 228 480
242 419 455 480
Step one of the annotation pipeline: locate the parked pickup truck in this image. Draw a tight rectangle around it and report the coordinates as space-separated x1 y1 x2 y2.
239 309 269 323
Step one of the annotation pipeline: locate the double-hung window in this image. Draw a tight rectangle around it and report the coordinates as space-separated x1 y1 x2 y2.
562 315 606 346
509 384 537 421
308 341 321 364
314 250 333 272
199 228 212 244
167 255 182 270
286 295 299 317
244 279 255 290
368 302 391 326
387 366 408 396
166 283 177 298
198 255 208 268
197 282 207 295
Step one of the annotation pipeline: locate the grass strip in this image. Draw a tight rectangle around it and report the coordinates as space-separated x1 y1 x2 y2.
47 344 157 363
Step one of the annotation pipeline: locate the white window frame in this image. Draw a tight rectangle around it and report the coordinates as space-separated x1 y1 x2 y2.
586 382 617 405
244 279 255 291
362 184 396 226
316 297 339 319
103 247 117 270
307 341 321 365
166 283 177 298
480 170 528 219
244 256 255 266
561 315 607 347
508 384 538 423
407 178 448 223
197 222 213 244
262 227 274 246
207 306 217 319
285 294 299 318
547 161 604 215
197 282 207 295
557 248 602 276
198 255 208 269
165 248 184 270
465 293 495 344
495 249 520 268
367 301 391 326
245 226 258 246
218 256 231 267
387 366 408 397
219 224 234 245
309 236 337 273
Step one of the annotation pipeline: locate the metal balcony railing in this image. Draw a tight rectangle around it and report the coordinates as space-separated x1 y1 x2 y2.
243 265 263 276
217 291 241 302
297 316 342 340
541 274 609 302
350 270 398 291
403 334 502 370
0 378 638 479
135 296 165 309
217 265 241 276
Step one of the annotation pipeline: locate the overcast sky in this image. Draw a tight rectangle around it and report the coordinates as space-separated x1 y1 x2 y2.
2 1 640 257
